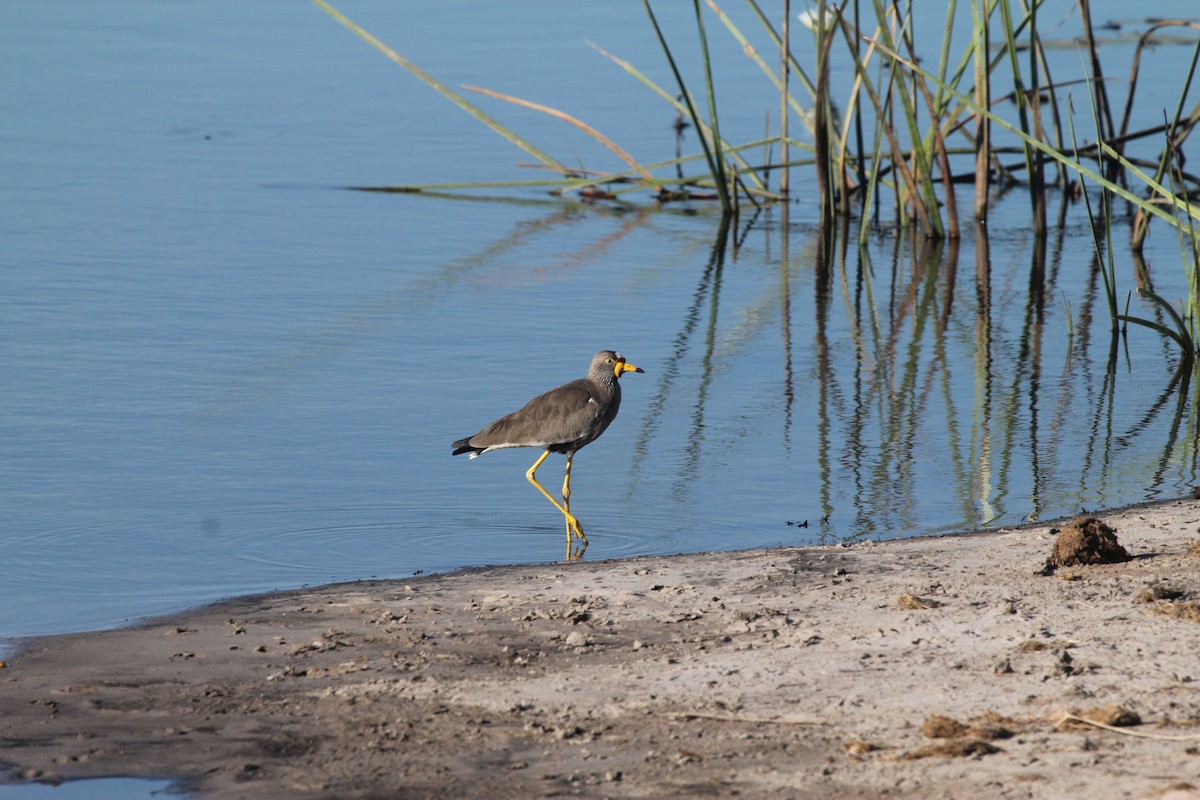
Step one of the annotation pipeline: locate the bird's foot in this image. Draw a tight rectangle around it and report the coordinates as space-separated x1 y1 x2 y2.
560 511 587 561
566 538 588 562
565 515 587 545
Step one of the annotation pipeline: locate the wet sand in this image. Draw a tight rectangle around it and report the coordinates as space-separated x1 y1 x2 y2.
3 500 1200 799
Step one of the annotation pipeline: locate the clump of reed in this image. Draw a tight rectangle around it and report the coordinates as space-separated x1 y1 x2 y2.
314 0 1200 355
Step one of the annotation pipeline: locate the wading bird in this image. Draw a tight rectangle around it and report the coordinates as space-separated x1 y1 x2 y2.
452 350 644 559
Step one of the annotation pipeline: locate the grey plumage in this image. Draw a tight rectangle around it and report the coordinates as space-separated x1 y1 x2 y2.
452 350 644 557
452 350 635 458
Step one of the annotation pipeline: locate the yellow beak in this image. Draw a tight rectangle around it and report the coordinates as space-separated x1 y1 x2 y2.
615 360 645 378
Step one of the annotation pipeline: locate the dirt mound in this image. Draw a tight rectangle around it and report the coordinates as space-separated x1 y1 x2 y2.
1045 517 1130 570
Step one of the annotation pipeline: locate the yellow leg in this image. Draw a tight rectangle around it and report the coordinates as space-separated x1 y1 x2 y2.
525 450 587 549
561 455 588 561
561 455 573 542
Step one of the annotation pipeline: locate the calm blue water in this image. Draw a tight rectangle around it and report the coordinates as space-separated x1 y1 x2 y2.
3 0 1200 666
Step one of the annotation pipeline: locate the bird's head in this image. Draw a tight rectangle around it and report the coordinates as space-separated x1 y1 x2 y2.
608 352 644 379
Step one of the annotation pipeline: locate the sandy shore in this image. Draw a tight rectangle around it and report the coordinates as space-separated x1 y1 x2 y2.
3 501 1200 799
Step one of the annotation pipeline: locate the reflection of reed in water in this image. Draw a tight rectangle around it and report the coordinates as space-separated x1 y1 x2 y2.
628 216 730 504
199 205 652 421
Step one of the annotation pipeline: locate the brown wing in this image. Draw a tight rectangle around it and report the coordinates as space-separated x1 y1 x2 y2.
465 379 608 451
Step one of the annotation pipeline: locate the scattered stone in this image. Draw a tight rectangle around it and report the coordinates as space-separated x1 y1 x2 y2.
555 725 587 741
1135 584 1189 603
20 767 60 783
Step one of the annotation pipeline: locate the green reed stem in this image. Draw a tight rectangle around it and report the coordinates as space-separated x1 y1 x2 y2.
972 0 991 219
692 0 733 212
871 0 942 237
998 0 1045 234
1132 33 1200 250
643 1 731 211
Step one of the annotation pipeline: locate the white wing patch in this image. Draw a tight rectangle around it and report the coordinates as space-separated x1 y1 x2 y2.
473 441 548 458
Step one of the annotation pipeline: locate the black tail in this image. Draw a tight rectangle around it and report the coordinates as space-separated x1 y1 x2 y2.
452 438 482 456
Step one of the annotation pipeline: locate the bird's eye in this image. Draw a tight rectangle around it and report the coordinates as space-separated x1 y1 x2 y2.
605 358 614 364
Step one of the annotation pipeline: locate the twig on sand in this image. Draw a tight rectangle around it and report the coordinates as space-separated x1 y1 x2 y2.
1056 714 1200 741
673 712 822 726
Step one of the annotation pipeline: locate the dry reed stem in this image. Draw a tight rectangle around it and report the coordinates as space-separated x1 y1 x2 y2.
462 85 653 180
1055 714 1200 741
672 713 822 725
